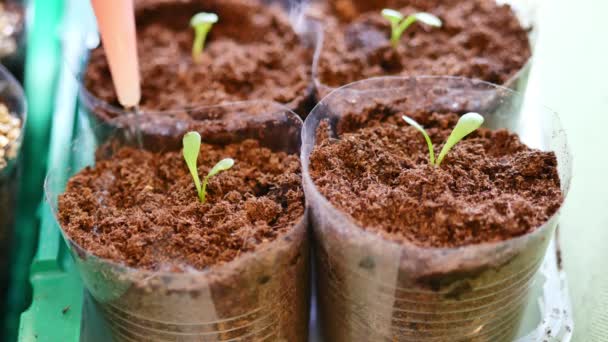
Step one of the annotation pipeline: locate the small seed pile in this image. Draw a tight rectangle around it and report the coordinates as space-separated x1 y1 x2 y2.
0 103 21 171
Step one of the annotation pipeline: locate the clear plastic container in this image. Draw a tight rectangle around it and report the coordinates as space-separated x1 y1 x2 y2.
0 62 25 313
301 76 572 341
46 101 310 342
75 0 322 122
309 0 540 100
0 63 25 180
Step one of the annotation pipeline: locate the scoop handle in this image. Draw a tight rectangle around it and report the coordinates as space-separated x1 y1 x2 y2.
90 0 140 108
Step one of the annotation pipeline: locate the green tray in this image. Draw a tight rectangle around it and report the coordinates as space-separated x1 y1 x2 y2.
2 0 63 341
15 1 575 341
11 0 98 341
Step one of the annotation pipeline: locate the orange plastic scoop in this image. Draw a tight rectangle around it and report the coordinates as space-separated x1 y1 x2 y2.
90 0 140 108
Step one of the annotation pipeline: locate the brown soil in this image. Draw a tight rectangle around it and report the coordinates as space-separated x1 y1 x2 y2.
309 112 563 248
58 139 305 271
85 0 314 115
313 0 531 88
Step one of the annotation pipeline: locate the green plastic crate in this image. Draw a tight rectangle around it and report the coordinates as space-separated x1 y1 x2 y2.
14 0 94 341
2 0 63 341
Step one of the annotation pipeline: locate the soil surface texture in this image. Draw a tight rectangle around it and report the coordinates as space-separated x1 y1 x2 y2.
313 0 531 87
85 0 313 114
309 112 563 248
58 139 304 271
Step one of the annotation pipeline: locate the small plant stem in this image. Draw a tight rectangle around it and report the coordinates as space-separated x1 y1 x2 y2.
388 22 399 47
392 15 418 47
192 25 212 63
423 131 436 165
200 175 210 203
402 115 435 165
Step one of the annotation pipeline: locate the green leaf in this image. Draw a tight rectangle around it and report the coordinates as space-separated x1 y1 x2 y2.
402 115 435 165
382 9 442 47
381 8 404 25
190 12 218 63
190 12 219 27
412 12 442 27
183 131 203 201
207 158 234 178
436 112 484 166
201 158 235 203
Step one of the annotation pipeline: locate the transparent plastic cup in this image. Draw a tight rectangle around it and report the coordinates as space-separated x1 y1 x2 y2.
46 101 310 342
301 76 572 341
0 63 25 310
309 0 539 101
0 63 25 182
76 0 322 123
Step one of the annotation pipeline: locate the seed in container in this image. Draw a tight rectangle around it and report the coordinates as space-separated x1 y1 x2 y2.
0 103 21 170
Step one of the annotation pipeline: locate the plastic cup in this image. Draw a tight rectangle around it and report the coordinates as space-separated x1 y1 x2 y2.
301 76 572 341
76 0 322 123
46 101 310 342
0 63 25 312
310 0 538 101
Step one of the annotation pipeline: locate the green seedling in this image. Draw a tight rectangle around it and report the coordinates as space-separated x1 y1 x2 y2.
190 12 219 63
183 131 234 203
402 115 435 165
381 9 442 48
402 112 484 167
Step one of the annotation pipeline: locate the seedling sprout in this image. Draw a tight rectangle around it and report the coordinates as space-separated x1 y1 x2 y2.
190 12 218 63
402 115 435 165
183 131 234 203
402 112 484 167
381 9 442 48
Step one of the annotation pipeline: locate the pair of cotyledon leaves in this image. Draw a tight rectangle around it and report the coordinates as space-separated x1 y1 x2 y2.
402 112 485 166
183 132 234 203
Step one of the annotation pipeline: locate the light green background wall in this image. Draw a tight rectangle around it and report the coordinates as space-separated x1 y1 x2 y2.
533 0 608 341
